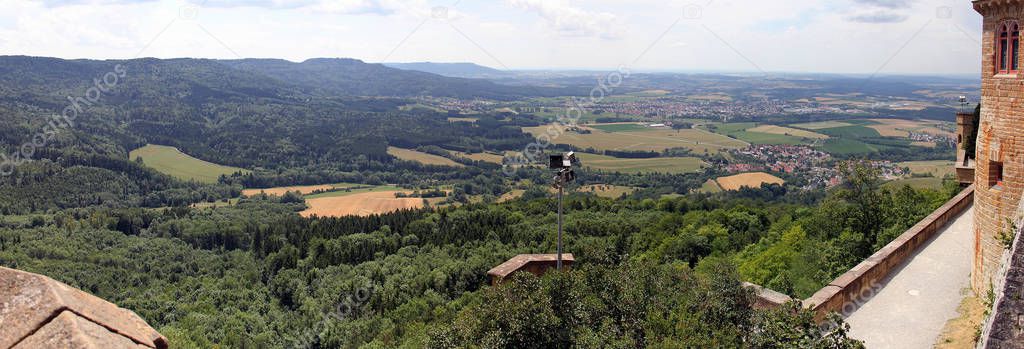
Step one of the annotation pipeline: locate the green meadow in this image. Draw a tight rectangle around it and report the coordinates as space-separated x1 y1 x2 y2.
130 144 249 183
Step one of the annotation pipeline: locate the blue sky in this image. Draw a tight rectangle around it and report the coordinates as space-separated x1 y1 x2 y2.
0 0 983 75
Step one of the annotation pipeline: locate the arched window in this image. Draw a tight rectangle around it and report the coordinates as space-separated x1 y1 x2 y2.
996 21 1019 74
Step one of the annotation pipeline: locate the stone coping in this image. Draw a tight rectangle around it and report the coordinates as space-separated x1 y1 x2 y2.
801 185 976 319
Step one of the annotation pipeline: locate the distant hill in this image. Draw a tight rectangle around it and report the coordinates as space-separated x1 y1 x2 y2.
385 62 513 79
0 55 544 179
221 58 566 99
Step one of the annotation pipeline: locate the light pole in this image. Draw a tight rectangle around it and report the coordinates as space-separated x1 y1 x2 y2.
549 152 578 271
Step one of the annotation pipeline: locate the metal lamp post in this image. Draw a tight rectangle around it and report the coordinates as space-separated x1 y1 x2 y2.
549 152 578 271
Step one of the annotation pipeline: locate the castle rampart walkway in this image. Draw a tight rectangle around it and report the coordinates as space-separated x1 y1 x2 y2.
844 204 975 348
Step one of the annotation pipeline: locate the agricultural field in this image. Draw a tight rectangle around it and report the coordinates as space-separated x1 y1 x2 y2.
129 144 249 183
815 125 883 138
821 138 877 155
747 125 829 139
523 123 747 154
865 118 954 138
589 123 655 133
797 119 955 156
530 107 642 123
715 172 785 191
625 89 672 97
447 117 478 123
453 151 505 164
242 183 361 197
304 185 404 199
576 153 704 174
708 123 815 145
790 121 854 130
497 189 526 203
387 147 464 167
300 190 434 217
899 160 956 178
699 179 723 193
685 93 733 102
579 184 638 198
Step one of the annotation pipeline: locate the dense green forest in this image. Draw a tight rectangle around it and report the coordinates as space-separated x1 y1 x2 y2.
0 56 966 347
0 162 955 347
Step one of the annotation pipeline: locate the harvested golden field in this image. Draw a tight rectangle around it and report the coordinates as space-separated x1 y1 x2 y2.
522 124 747 154
911 141 937 148
387 147 464 167
747 125 829 139
716 172 785 191
242 183 359 197
300 191 429 217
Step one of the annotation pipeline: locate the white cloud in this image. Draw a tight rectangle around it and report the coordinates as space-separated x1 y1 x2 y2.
0 0 984 74
506 0 622 39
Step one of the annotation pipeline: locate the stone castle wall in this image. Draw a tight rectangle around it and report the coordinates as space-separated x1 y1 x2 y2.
974 1 1024 294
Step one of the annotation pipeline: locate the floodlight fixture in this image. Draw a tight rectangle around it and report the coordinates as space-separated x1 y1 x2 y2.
550 151 579 271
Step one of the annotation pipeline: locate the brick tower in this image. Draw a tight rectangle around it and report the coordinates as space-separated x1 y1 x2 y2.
956 109 977 185
972 0 1024 294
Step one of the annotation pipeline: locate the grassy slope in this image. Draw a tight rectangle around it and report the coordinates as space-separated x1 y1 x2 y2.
129 144 249 183
387 147 464 167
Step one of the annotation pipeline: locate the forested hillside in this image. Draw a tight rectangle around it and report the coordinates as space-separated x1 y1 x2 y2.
0 163 954 347
224 58 561 99
0 56 547 213
0 55 964 348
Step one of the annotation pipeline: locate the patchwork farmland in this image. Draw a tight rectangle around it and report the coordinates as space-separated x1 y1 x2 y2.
707 123 822 145
576 153 704 174
522 123 747 153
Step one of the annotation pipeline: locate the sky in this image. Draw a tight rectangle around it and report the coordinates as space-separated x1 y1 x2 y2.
0 0 984 75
